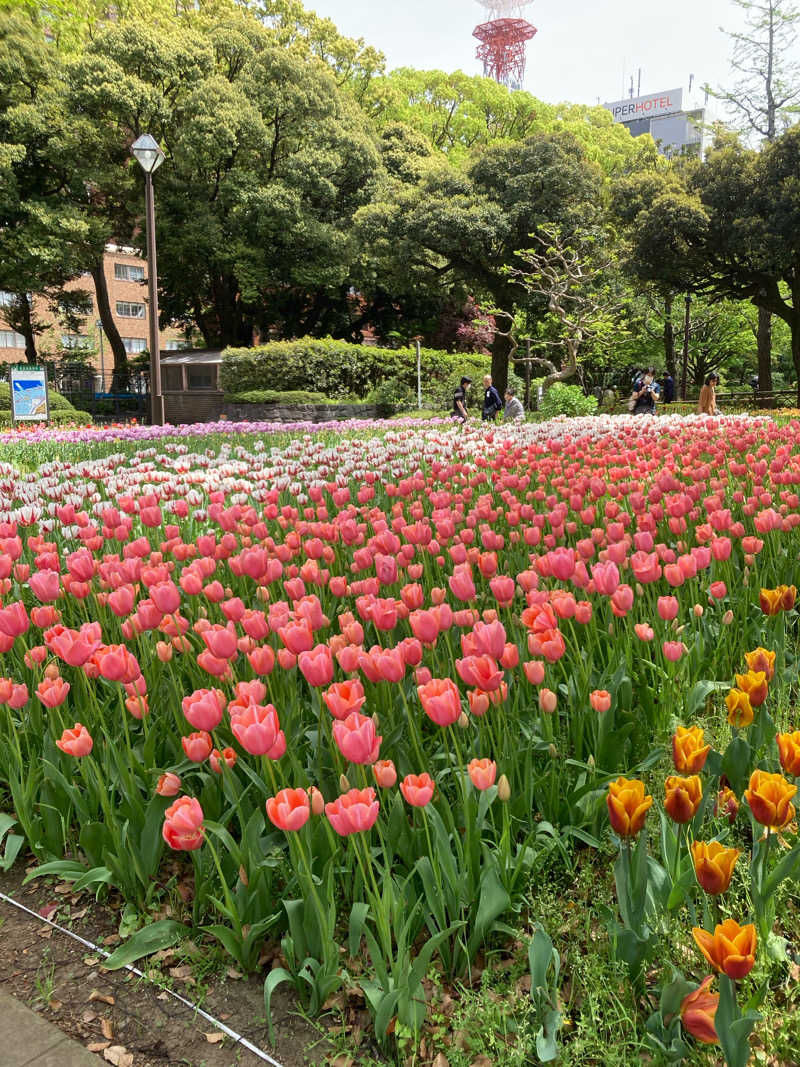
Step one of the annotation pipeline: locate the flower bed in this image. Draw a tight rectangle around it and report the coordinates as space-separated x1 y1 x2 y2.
0 413 798 1062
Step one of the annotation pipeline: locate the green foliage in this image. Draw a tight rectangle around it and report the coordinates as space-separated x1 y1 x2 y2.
221 338 491 405
226 389 329 405
538 383 598 419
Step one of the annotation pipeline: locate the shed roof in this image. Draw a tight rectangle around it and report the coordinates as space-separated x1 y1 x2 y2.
159 349 223 365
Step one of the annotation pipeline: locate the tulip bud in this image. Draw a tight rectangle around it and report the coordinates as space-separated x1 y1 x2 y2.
256 586 269 602
198 604 208 617
608 623 614 635
742 569 749 587
156 640 173 662
694 604 703 617
458 711 469 729
548 743 558 759
635 583 644 597
587 754 595 770
371 712 380 729
339 773 350 792
539 688 557 714
722 609 734 625
44 662 60 680
309 786 325 816
497 774 511 802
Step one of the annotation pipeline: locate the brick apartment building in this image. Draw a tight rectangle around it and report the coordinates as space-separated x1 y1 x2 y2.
0 246 188 390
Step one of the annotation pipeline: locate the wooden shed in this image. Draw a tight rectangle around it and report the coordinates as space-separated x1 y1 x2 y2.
160 350 224 424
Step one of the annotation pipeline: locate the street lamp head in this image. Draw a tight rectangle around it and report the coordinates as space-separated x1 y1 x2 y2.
131 133 165 175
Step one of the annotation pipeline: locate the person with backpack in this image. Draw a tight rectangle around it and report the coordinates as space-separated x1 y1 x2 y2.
452 376 471 422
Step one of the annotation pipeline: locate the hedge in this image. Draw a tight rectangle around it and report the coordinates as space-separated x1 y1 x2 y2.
221 339 492 408
227 389 330 405
0 409 92 428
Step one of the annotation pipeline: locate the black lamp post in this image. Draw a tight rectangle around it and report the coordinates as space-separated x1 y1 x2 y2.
681 293 692 401
131 133 165 426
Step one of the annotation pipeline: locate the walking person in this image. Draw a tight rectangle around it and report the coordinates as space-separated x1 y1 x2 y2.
503 387 525 422
662 372 675 404
698 373 719 416
481 374 503 422
452 376 471 423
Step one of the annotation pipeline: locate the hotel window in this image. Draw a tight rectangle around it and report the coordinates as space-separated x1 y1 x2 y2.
116 301 145 319
122 337 147 354
164 340 191 350
0 330 25 348
114 263 145 282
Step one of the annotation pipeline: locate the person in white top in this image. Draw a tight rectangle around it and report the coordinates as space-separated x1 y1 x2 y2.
504 388 525 421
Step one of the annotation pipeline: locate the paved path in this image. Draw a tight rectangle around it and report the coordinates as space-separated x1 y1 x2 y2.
0 990 98 1066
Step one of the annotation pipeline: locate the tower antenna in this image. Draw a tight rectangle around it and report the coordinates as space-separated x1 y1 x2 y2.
473 0 537 90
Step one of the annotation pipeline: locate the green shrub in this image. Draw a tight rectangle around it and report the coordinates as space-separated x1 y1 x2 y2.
366 376 414 409
227 389 329 405
0 408 92 428
538 382 598 420
221 338 492 403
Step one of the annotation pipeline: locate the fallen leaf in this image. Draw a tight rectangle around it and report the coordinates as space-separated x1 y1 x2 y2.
37 927 53 940
432 1054 450 1067
89 991 115 1006
103 1046 133 1067
328 1056 353 1067
218 1013 231 1021
169 965 193 980
204 1032 225 1044
39 903 59 920
470 1057 494 1067
87 1042 111 1053
101 1019 114 1040
55 883 73 895
226 968 243 980
156 992 169 1001
83 957 100 967
48 999 62 1012
71 907 88 920
82 1011 98 1024
102 934 121 946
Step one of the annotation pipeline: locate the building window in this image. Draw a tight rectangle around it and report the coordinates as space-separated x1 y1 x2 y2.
114 263 145 283
121 337 147 354
0 330 25 348
61 334 90 350
164 340 191 351
116 301 146 319
163 366 183 391
0 291 15 308
188 368 217 390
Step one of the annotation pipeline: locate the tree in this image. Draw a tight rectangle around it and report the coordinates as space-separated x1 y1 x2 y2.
709 0 800 401
0 11 91 363
505 227 626 391
355 131 605 391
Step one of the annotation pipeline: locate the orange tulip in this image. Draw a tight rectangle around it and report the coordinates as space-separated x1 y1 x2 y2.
691 840 740 895
607 777 653 837
760 584 797 615
776 731 800 778
692 919 756 980
744 647 775 682
725 688 753 728
664 775 703 824
744 769 797 830
734 670 768 708
672 725 710 773
680 975 719 1044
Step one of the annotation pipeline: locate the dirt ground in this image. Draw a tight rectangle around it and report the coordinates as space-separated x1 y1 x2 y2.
0 863 357 1067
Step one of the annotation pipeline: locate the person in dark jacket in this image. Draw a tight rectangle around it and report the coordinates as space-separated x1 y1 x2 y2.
481 375 503 422
662 373 675 404
452 376 471 422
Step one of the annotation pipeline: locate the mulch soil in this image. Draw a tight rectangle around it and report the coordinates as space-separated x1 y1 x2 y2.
0 863 350 1067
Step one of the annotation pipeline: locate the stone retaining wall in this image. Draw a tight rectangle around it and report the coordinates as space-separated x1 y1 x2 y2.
221 402 391 423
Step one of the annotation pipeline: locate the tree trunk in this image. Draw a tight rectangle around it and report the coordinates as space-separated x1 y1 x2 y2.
92 260 130 391
663 293 676 378
756 305 773 407
793 318 800 409
17 293 38 364
490 330 513 394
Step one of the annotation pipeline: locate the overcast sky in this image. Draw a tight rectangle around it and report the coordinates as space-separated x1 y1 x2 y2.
307 0 742 112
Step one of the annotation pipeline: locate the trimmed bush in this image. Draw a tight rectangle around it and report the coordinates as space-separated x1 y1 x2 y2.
227 389 330 405
221 338 492 409
0 409 92 428
538 382 598 419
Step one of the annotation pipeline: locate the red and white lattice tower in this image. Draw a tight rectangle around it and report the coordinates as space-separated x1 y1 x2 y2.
473 0 537 89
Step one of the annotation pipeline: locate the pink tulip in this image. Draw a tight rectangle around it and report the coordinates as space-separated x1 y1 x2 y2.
332 712 381 764
400 773 435 807
298 644 334 688
325 787 379 835
36 676 70 708
323 679 366 720
0 601 28 638
372 759 397 788
182 688 225 732
590 690 611 713
162 796 204 851
156 772 182 797
663 641 686 663
468 758 497 790
657 596 679 622
230 702 280 756
418 677 462 727
267 788 310 831
181 731 213 762
56 722 93 757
